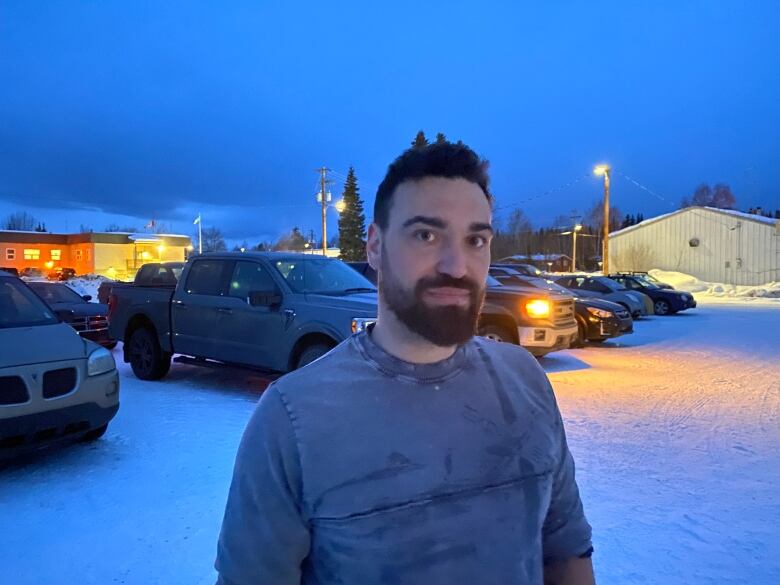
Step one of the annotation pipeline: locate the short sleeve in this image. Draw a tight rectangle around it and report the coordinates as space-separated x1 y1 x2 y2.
215 385 311 584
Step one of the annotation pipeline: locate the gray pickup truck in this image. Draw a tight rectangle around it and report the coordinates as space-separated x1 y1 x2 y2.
107 253 378 380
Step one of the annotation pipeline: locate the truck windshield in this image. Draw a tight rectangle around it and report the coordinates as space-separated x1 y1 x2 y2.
0 279 60 328
274 258 377 295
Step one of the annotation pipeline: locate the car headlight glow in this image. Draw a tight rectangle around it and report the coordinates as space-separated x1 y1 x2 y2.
87 347 116 377
587 307 613 319
525 299 550 319
351 317 377 334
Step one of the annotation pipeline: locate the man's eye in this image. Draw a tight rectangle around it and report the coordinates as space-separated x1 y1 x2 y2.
469 235 488 248
415 230 436 243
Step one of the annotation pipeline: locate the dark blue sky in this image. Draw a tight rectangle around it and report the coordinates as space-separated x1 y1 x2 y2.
1 1 779 246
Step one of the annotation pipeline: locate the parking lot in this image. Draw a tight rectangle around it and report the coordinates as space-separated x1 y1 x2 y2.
1 303 778 585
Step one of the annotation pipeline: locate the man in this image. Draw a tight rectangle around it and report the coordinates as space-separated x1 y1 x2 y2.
215 142 594 584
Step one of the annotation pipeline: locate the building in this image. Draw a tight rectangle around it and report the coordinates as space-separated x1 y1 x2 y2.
609 206 780 285
0 231 192 280
499 254 572 273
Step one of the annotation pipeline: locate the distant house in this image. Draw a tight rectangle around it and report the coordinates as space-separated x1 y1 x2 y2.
609 206 780 285
0 231 192 280
499 253 572 272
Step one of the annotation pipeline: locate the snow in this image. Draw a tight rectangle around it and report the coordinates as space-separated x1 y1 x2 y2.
2 305 779 584
64 274 112 301
649 269 780 303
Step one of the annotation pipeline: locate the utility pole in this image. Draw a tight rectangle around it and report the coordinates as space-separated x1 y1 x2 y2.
317 167 332 256
593 164 611 274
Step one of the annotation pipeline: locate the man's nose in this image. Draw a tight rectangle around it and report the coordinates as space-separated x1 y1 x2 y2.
436 241 468 280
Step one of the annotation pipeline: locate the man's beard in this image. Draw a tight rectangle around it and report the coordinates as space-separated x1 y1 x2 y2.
379 255 485 347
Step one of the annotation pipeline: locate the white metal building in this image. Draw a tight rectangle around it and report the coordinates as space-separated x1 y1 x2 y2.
609 206 780 285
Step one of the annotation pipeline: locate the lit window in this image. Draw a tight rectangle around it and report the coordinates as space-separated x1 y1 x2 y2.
86 249 91 261
23 249 41 260
5 248 15 260
51 249 62 260
75 250 83 261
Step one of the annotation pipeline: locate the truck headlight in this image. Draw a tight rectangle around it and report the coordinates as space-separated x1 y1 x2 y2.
87 347 116 377
351 317 377 334
525 299 550 318
587 307 613 319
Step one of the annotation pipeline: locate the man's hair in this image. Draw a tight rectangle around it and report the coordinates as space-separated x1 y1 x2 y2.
373 142 492 229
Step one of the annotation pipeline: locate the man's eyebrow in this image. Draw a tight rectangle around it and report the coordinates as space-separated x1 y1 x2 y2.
401 215 447 229
469 222 494 234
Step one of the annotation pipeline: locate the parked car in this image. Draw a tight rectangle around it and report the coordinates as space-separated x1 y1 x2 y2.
613 271 674 289
26 281 117 349
0 271 119 454
98 261 185 304
0 267 19 276
608 274 696 315
19 267 44 279
108 253 378 380
490 267 633 345
554 275 648 319
47 267 77 281
347 262 578 356
491 262 544 277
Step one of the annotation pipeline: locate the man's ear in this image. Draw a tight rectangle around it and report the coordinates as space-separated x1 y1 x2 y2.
366 223 382 270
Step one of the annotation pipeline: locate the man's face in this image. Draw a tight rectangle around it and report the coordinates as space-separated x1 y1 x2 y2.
367 176 493 347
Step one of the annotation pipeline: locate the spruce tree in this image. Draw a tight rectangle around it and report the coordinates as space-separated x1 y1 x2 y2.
435 132 447 144
412 130 429 149
338 167 367 261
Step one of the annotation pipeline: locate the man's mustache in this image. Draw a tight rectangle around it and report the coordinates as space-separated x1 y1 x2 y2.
416 274 481 295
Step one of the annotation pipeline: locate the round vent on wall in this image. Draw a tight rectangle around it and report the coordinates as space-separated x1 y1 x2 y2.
689 237 700 247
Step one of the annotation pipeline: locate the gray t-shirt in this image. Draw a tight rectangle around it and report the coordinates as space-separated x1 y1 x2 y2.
216 331 592 585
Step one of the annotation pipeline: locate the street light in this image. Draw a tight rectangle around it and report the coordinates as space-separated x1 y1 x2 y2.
593 164 611 274
334 199 346 213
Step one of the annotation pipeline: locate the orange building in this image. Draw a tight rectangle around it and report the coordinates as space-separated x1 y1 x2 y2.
0 231 192 280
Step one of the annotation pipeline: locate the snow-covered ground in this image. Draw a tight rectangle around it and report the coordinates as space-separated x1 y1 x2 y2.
1 305 778 584
649 269 780 304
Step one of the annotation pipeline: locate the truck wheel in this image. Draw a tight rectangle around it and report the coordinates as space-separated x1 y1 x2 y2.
654 300 671 315
128 327 171 380
296 344 332 369
478 324 514 343
81 424 108 442
573 319 587 348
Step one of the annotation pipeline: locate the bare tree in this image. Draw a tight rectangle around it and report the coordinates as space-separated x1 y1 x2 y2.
3 211 37 231
201 227 227 252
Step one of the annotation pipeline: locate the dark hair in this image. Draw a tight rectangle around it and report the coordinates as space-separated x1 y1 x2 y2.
373 142 492 228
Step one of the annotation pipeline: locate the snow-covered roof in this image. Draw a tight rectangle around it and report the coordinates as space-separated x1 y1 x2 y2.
610 206 779 238
500 253 571 262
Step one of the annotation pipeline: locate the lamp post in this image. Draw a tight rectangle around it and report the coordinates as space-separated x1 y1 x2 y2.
593 164 611 274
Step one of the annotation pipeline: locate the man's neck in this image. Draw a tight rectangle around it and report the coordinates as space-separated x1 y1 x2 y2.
370 305 458 364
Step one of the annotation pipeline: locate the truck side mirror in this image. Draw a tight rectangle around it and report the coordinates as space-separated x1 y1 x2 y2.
248 290 282 308
82 294 93 302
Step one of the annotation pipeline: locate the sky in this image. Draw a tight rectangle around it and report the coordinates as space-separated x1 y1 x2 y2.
1 0 779 248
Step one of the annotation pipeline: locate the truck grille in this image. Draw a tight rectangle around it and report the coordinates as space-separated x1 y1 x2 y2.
70 316 109 333
43 368 77 399
0 375 29 405
553 298 576 327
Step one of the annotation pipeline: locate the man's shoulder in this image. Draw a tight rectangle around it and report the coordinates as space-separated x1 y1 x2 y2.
271 336 366 397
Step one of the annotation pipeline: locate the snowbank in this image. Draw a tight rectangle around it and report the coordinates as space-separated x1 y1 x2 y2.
649 269 780 303
65 274 113 302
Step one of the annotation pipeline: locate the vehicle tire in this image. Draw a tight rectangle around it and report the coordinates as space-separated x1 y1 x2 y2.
296 343 333 369
128 327 171 380
654 299 671 315
573 319 587 348
590 338 607 343
81 424 108 442
478 324 515 344
104 341 118 350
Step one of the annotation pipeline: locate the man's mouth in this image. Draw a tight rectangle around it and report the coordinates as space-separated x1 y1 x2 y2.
423 286 472 305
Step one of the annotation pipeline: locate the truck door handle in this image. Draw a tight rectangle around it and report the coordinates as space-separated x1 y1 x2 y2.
217 307 233 314
173 300 187 308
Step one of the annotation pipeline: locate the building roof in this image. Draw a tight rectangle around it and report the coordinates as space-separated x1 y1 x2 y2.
610 206 779 238
500 253 571 262
0 231 192 246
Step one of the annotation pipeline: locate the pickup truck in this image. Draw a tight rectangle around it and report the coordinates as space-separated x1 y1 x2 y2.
108 253 378 380
98 262 185 304
347 263 577 357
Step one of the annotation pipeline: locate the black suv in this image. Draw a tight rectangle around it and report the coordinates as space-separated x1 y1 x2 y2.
608 274 696 315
